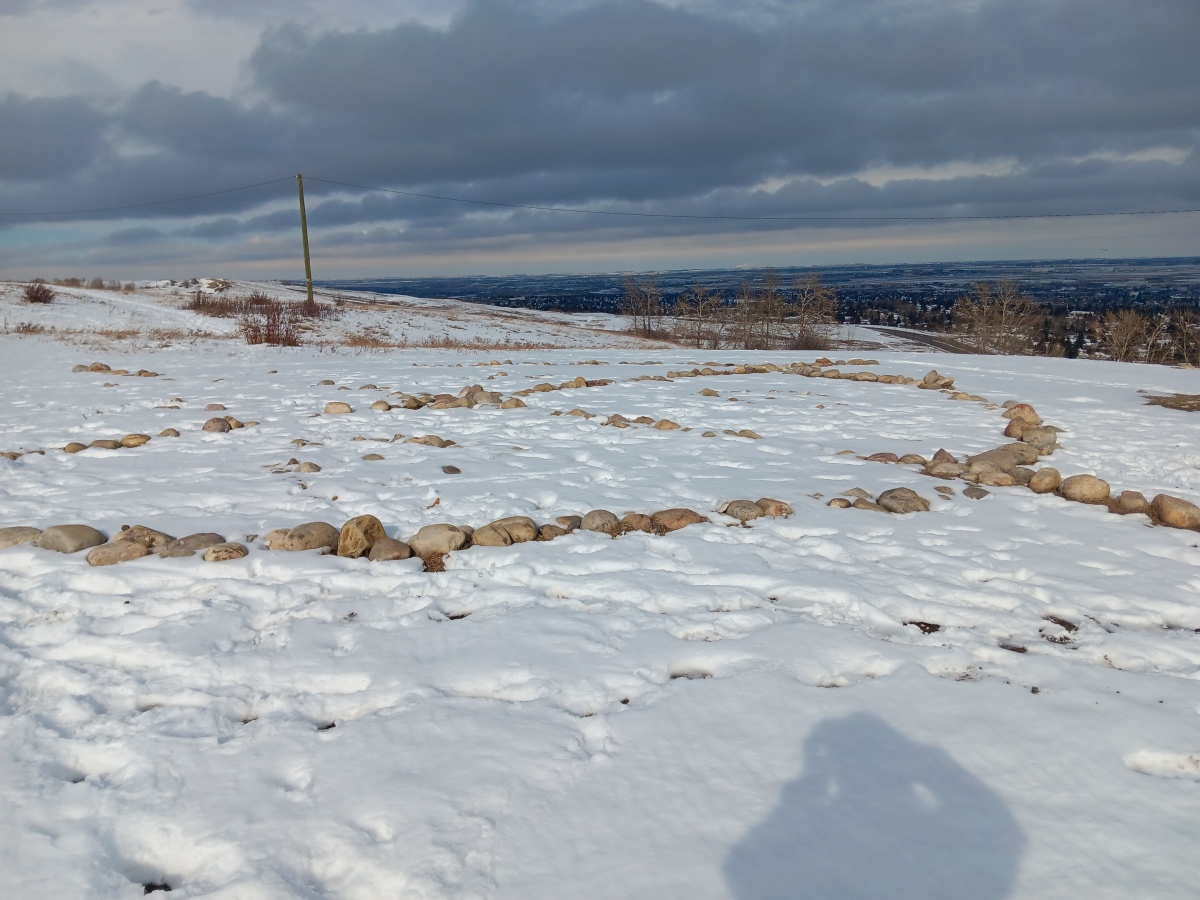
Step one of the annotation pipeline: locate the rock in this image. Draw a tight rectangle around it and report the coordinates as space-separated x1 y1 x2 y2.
700 388 720 397
370 400 392 412
204 403 226 411
1019 426 1060 452
369 537 412 560
931 449 958 464
1012 467 1035 486
119 433 151 448
539 524 569 540
89 439 123 449
203 417 232 433
87 542 150 566
620 513 655 533
565 408 593 418
157 532 225 558
963 486 990 500
1060 474 1110 504
406 435 453 448
580 509 621 534
556 515 582 532
72 364 89 372
324 401 354 414
281 521 340 552
853 498 888 512
317 379 335 385
0 526 41 548
338 515 387 558
469 391 503 407
296 461 322 473
967 448 1018 473
88 362 111 372
500 398 526 409
442 465 461 474
408 524 470 556
471 524 513 546
362 453 385 461
158 428 180 438
877 488 931 513
489 516 538 543
926 461 968 479
721 500 764 522
63 442 87 453
1151 494 1200 530
1003 419 1034 439
204 542 248 562
1002 404 1042 425
899 454 927 466
650 508 706 532
755 498 793 518
430 397 470 409
920 370 954 389
976 470 1016 487
865 452 900 463
1027 468 1062 494
653 419 681 431
1000 442 1041 466
1114 491 1152 516
827 498 852 508
737 430 763 439
35 524 107 553
112 525 176 550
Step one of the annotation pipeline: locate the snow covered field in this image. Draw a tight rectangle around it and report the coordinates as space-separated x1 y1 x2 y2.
1 283 1199 898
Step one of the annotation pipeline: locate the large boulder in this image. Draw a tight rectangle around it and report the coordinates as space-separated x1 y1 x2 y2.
489 516 539 543
1000 442 1041 466
337 515 387 559
967 448 1018 474
926 461 968 479
1060 474 1110 504
470 524 513 547
0 526 42 549
280 522 340 553
368 537 412 560
87 542 150 566
1151 494 1200 530
580 509 621 535
876 488 931 514
1002 404 1042 425
619 513 655 533
650 508 707 532
1027 468 1062 494
35 524 107 553
408 524 470 556
202 417 232 433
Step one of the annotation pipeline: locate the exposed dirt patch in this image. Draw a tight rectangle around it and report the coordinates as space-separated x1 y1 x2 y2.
1144 393 1200 412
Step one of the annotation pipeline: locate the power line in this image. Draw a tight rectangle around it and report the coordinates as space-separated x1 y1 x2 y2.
0 176 295 217
306 176 1200 222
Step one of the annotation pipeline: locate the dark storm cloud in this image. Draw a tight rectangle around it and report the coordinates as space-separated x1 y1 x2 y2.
1 0 1197 262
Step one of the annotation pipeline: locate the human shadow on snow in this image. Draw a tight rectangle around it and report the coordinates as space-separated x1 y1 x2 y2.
724 713 1024 900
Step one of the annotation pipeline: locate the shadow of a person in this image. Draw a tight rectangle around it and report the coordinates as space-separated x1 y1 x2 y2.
724 713 1024 900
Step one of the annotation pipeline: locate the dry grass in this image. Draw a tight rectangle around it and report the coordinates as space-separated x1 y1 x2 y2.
1144 393 1200 412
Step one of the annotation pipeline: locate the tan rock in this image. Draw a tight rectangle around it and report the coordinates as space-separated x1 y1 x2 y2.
853 498 888 512
489 516 538 543
204 542 248 562
1060 474 1110 504
926 461 968 479
35 524 107 553
338 515 387 558
204 403 226 411
223 416 243 429
876 488 931 513
370 400 392 412
113 525 176 550
324 401 354 414
281 521 340 552
899 454 927 466
963 486 990 500
362 453 385 461
827 497 852 508
119 434 152 448
976 471 1016 487
700 388 720 397
0 526 42 548
1012 467 1035 486
865 452 900 463
1002 404 1042 426
89 439 123 449
1003 419 1033 439
650 508 706 532
1020 426 1060 452
581 509 621 534
63 442 88 453
471 524 513 547
158 428 180 438
158 532 226 558
500 398 526 409
755 498 793 518
87 542 150 566
1114 491 1151 516
1151 494 1200 530
1027 468 1062 494
967 448 1018 473
1000 442 1041 466
296 461 322 473
556 515 582 532
202 417 232 433
368 537 412 560
737 430 763 439
653 419 681 430
931 448 957 464
539 524 568 540
408 524 470 556
620 513 655 533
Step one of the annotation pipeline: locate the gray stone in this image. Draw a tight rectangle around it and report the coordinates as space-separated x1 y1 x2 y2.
755 498 793 517
722 500 764 522
204 542 248 562
876 488 931 514
368 537 412 560
650 508 707 532
87 542 150 566
408 524 470 556
203 417 232 433
281 521 340 552
580 509 621 534
35 524 107 553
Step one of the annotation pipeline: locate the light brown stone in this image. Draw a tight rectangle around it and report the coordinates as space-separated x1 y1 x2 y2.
755 498 793 518
158 428 180 438
204 542 248 562
63 442 88 453
408 524 470 556
0 526 42 548
89 439 123 449
471 524 513 546
202 417 232 433
1151 494 1200 530
1060 474 1110 504
157 532 226 558
368 537 412 560
112 525 176 550
722 500 764 522
827 497 852 508
1114 491 1151 516
650 508 707 532
581 509 621 534
620 513 655 533
87 542 150 566
324 401 354 414
281 521 340 552
35 524 107 553
1027 468 1062 494
876 488 931 513
338 515 387 559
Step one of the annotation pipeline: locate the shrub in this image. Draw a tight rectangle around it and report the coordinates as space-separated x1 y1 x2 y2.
22 282 55 304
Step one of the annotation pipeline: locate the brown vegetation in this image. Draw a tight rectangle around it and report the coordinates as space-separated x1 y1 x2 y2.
952 281 1042 355
22 282 56 304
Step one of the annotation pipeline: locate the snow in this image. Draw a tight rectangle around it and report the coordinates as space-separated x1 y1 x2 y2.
1 282 1199 898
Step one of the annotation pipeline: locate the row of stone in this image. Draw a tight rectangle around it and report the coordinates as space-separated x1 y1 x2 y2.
71 361 160 377
0 498 795 569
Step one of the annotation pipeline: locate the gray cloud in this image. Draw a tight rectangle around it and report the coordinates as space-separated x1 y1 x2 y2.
0 0 1196 272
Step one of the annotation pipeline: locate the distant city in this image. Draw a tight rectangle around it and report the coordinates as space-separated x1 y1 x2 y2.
315 258 1200 325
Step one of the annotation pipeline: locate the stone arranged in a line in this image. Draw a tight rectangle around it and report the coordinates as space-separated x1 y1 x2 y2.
71 361 161 377
0 498 795 568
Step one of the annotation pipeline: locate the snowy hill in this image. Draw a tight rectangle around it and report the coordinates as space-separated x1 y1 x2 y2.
1 281 1198 898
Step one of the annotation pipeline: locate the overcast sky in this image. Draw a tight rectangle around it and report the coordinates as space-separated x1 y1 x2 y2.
1 0 1197 280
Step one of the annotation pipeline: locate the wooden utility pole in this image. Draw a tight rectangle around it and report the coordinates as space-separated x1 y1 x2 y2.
296 173 314 303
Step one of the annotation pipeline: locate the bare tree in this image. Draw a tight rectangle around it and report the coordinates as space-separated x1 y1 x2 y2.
952 281 1042 354
671 285 723 348
1171 309 1200 366
785 274 838 350
619 276 664 337
1101 309 1148 362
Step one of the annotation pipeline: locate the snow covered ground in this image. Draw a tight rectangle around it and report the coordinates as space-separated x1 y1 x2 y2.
1 283 1199 898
